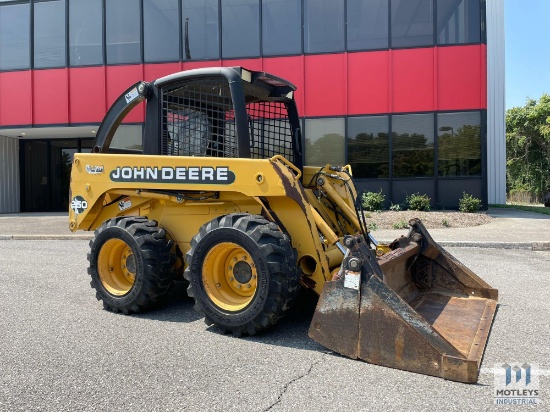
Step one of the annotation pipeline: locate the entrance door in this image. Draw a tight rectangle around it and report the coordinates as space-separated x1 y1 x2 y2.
20 139 93 212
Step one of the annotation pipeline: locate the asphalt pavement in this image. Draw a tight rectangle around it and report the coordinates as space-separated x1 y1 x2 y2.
1 209 549 410
0 241 548 411
1 207 549 250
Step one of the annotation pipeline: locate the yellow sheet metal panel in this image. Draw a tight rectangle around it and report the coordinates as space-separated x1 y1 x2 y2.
69 154 288 229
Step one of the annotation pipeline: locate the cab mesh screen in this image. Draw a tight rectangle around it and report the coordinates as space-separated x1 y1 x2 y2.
161 77 294 161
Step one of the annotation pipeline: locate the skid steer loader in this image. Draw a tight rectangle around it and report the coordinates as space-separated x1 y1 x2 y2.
69 67 497 383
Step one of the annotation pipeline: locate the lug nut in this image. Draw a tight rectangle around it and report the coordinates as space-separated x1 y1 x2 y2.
237 284 242 289
228 266 232 270
246 284 251 288
216 283 221 289
229 277 234 282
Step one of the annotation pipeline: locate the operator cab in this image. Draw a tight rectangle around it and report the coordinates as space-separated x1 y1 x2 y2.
92 67 303 170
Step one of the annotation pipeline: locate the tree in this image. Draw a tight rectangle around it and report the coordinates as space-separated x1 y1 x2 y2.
506 94 550 200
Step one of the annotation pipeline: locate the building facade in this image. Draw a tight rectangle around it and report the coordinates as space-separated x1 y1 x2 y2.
0 0 505 213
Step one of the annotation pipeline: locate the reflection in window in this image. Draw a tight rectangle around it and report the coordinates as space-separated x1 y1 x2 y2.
111 125 143 151
69 0 103 66
34 0 66 68
304 0 345 53
437 0 481 45
348 116 389 178
106 0 141 64
0 3 30 70
182 0 219 60
222 0 260 59
391 0 433 48
262 0 301 56
438 112 481 176
392 113 434 177
305 118 345 166
144 0 179 62
347 0 389 50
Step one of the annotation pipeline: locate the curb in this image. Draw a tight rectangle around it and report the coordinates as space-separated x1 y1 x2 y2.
0 235 94 240
379 240 550 251
1 235 548 251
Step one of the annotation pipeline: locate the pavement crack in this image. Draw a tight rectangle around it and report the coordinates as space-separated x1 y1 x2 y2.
262 357 324 412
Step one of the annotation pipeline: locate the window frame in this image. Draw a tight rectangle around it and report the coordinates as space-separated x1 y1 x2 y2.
33 0 67 69
0 2 31 71
68 0 104 67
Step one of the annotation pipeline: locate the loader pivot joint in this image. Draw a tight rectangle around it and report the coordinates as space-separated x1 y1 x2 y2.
347 257 361 271
343 236 355 248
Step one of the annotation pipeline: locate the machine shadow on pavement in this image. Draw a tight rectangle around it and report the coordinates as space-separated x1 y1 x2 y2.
207 289 327 353
132 281 203 324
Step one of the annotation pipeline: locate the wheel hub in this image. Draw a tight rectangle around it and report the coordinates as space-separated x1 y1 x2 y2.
233 261 252 284
202 242 258 311
97 238 136 296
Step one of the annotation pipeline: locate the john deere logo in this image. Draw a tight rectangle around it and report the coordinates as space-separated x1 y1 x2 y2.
110 166 235 184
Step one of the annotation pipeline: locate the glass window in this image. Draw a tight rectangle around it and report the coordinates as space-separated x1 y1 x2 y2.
182 0 219 60
305 118 345 166
0 3 30 71
304 0 345 53
437 0 481 45
391 0 433 48
222 0 260 59
347 0 389 51
34 0 66 68
111 125 143 151
437 111 481 176
262 0 301 56
69 0 103 66
392 113 434 178
106 0 141 64
144 0 179 62
348 116 389 178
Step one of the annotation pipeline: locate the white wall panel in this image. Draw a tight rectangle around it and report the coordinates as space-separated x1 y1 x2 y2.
486 0 506 204
0 136 20 213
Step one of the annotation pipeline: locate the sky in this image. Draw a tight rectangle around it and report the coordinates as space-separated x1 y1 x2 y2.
505 0 550 109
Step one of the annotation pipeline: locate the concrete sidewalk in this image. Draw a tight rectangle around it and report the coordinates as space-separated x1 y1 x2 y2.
372 207 550 250
0 208 549 249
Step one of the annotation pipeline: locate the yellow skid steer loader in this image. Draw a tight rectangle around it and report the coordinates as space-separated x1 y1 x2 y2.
68 67 497 383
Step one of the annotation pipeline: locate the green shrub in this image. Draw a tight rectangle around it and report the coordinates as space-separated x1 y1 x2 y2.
392 219 408 229
406 193 431 211
459 192 482 213
389 202 403 211
361 190 385 212
442 218 450 227
367 221 379 231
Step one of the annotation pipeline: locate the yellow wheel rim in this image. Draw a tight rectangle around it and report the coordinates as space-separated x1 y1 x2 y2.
202 242 258 312
97 238 136 296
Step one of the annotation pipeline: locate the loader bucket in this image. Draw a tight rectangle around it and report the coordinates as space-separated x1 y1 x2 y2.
309 219 498 383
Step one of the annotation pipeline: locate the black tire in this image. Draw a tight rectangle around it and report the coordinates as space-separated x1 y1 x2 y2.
88 216 176 314
184 213 301 336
